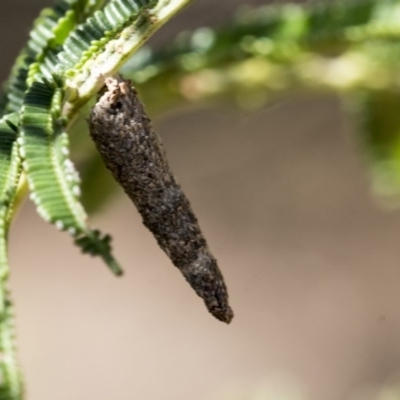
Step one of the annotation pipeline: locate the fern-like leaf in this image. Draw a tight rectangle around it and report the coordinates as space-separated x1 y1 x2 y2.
20 80 122 275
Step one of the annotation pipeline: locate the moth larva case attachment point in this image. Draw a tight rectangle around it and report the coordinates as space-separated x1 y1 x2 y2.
89 76 233 323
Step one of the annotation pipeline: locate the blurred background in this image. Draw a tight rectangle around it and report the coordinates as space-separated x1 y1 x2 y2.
2 1 400 400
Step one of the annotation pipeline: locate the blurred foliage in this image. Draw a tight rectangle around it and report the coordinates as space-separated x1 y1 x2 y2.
69 0 399 211
354 91 400 205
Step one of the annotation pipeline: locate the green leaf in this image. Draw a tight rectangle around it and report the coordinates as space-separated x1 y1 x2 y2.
20 81 122 275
